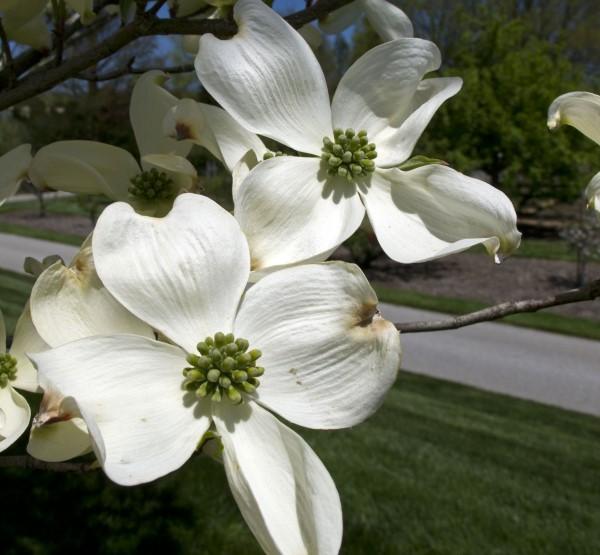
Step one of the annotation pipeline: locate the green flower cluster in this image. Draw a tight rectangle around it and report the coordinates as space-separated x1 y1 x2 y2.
0 353 17 388
183 332 264 404
321 128 377 180
129 168 174 201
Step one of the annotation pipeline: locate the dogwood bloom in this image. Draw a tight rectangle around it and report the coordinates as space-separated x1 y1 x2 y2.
0 144 31 206
28 72 195 216
25 238 153 462
320 0 413 42
194 0 521 271
32 193 401 553
548 91 600 213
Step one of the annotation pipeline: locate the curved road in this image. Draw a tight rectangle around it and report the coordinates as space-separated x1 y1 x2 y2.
1 232 599 416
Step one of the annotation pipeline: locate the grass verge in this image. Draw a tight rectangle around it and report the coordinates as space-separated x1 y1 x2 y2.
0 268 34 333
2 372 599 554
374 284 600 341
0 221 84 246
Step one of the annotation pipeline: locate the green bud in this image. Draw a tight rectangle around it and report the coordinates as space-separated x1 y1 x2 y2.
186 354 200 366
248 377 260 388
227 386 242 404
360 159 375 171
321 152 332 161
207 369 221 383
196 382 210 398
358 129 368 137
219 376 232 389
353 150 364 161
232 370 248 383
350 136 361 149
368 143 376 151
249 349 262 361
205 336 214 345
237 353 252 365
323 137 332 146
332 144 343 156
359 136 368 146
247 366 264 378
328 156 342 168
211 388 222 402
366 151 378 160
333 128 344 137
222 357 236 372
224 343 239 356
197 355 212 369
345 128 355 138
224 333 235 344
235 338 249 352
342 151 352 164
337 166 348 178
263 152 274 160
240 382 256 394
197 342 210 354
186 369 205 381
350 164 363 175
210 349 222 363
214 332 226 346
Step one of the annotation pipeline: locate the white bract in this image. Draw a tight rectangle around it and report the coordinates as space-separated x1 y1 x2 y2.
0 307 38 452
320 0 413 42
0 144 31 207
25 238 153 462
0 0 50 50
28 72 196 216
194 0 521 272
32 193 401 554
548 91 600 214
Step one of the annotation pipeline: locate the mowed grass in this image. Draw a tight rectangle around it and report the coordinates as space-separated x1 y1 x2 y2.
0 268 33 334
374 285 600 341
1 373 599 554
0 268 599 553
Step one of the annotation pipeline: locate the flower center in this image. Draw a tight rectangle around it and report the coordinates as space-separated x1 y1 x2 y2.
321 128 377 181
182 332 263 404
129 168 175 201
0 353 17 388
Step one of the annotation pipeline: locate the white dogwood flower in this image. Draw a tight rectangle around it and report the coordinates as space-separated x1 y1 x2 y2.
32 193 401 554
320 0 413 42
548 91 600 213
194 0 521 272
28 72 196 216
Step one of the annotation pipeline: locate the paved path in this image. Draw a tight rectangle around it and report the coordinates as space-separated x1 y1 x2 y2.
0 233 77 272
381 303 600 417
0 232 598 416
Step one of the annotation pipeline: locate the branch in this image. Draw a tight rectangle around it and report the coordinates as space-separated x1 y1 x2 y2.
395 278 600 333
0 0 351 111
0 455 98 473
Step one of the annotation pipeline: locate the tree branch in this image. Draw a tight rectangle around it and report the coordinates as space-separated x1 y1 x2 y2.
0 0 351 111
395 278 600 333
0 455 98 473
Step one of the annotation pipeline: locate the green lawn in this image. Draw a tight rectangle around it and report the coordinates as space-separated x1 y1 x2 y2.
2 372 599 554
0 268 34 334
375 285 600 341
